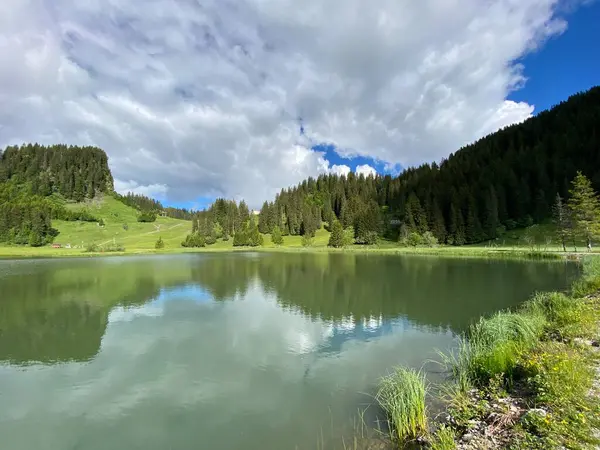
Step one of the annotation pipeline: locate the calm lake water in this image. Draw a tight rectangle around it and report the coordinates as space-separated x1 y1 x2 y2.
0 253 578 450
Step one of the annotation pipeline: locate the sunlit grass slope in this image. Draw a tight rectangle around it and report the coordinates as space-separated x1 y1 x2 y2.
53 196 189 250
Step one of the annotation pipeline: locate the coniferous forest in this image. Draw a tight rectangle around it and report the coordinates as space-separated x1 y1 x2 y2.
184 86 600 247
0 144 114 245
1 86 599 248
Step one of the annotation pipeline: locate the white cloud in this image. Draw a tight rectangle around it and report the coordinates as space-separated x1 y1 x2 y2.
0 0 581 206
330 164 351 177
113 179 169 200
355 164 377 177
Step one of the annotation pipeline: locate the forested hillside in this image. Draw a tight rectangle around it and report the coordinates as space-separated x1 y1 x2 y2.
0 144 114 246
186 86 600 247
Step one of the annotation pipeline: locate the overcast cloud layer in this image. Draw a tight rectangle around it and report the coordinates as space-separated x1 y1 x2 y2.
0 0 578 206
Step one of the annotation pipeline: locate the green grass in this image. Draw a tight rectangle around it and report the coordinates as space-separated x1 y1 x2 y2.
430 425 456 450
53 196 190 250
375 367 427 444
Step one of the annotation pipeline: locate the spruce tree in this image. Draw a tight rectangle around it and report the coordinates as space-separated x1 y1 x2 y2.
568 172 600 250
328 219 344 248
271 225 284 246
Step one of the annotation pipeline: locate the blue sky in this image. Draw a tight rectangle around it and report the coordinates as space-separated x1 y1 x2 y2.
509 1 600 111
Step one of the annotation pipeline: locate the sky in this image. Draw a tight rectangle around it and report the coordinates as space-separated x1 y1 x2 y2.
1 0 598 210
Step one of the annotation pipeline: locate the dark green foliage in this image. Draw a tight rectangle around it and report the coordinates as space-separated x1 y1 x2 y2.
271 226 284 246
155 236 165 249
328 219 344 248
0 182 58 245
233 229 249 246
0 143 113 198
0 144 113 245
137 212 157 223
568 172 600 249
248 220 264 247
114 192 192 220
181 233 205 248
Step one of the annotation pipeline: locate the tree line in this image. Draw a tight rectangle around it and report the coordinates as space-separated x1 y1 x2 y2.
182 86 600 248
113 192 193 220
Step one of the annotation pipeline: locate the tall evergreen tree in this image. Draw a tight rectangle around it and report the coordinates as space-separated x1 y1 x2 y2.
568 172 600 250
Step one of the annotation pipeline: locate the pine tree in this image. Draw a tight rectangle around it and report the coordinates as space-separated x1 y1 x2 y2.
482 186 499 240
568 172 600 250
258 201 270 234
328 219 344 248
271 225 284 246
155 236 165 249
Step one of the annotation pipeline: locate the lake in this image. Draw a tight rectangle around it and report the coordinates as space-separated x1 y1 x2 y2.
0 253 578 450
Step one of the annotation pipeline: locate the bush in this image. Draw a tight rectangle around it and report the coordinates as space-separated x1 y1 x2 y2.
85 243 99 252
222 233 230 241
422 231 438 247
137 212 157 222
181 233 205 248
342 227 355 246
301 234 314 247
155 236 165 249
122 223 129 231
407 232 423 247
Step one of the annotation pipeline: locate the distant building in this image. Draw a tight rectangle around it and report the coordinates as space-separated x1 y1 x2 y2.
251 210 260 215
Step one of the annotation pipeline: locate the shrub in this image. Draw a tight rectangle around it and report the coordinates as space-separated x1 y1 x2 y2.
181 233 205 248
301 234 314 247
137 211 157 222
376 367 427 443
342 227 355 246
155 236 165 249
85 243 99 252
422 231 438 247
407 232 423 247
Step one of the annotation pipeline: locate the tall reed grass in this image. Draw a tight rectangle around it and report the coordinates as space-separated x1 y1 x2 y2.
376 367 427 443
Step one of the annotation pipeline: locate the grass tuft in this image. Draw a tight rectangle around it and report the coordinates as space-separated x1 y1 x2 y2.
430 424 457 450
376 367 427 444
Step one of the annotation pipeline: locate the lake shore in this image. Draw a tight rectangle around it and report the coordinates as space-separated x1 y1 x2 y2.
370 257 600 450
0 243 593 260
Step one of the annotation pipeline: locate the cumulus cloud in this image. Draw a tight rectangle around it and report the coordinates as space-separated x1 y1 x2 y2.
113 179 169 200
330 164 351 177
355 164 377 178
0 0 580 206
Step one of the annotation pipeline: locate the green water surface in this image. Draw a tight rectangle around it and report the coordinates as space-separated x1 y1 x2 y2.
0 253 578 450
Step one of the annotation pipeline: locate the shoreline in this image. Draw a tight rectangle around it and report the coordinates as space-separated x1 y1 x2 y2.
0 244 592 260
363 257 600 450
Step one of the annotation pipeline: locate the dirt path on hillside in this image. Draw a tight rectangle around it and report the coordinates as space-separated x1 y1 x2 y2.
98 223 184 246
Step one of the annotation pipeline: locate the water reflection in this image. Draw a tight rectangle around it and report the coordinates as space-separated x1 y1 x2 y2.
0 253 577 366
0 254 579 450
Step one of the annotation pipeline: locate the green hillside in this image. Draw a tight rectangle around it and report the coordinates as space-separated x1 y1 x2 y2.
53 196 190 251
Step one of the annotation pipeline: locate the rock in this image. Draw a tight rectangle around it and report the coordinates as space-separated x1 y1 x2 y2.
521 408 547 423
591 340 599 348
461 433 475 443
574 337 594 347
